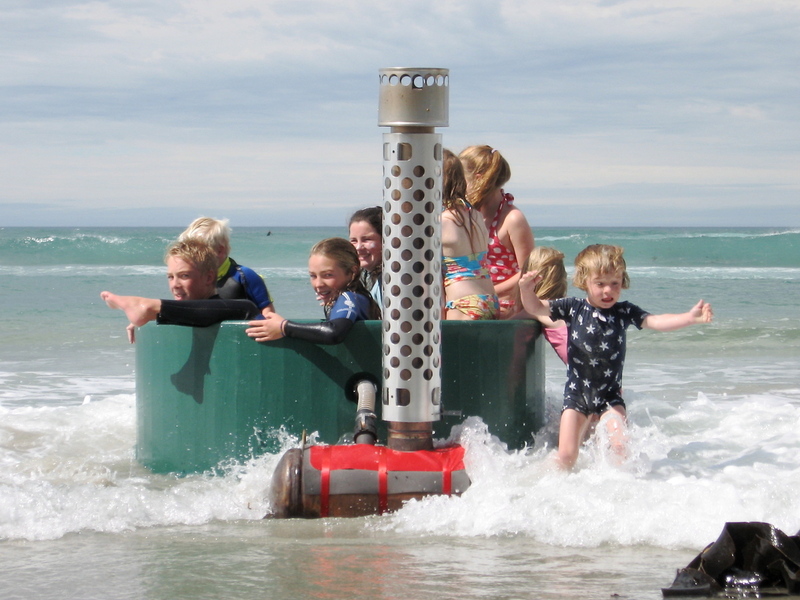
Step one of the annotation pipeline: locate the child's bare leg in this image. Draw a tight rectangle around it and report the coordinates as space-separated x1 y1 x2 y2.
100 292 161 327
557 408 590 470
599 405 628 463
584 414 600 442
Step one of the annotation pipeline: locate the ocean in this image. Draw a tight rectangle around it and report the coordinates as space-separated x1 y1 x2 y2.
1 226 798 600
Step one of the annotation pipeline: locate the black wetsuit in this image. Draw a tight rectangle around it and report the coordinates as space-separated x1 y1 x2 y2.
157 295 259 327
282 291 373 345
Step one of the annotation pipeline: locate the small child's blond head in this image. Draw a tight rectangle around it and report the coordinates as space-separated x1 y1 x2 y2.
573 244 630 291
522 246 567 300
178 217 231 257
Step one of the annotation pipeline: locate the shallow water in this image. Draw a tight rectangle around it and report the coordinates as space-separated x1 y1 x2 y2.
0 521 695 600
1 226 799 599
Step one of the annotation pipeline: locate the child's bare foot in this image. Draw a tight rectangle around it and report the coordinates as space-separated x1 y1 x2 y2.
100 292 161 327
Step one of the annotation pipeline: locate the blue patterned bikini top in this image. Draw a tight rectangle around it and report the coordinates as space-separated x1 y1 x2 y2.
442 251 491 287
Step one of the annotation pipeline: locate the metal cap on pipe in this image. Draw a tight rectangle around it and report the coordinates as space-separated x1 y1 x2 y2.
378 68 449 128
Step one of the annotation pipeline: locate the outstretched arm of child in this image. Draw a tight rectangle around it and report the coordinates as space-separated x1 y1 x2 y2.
245 312 286 342
518 271 551 318
643 300 713 332
245 313 355 345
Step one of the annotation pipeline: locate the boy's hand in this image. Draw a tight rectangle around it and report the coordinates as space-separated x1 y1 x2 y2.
690 300 713 323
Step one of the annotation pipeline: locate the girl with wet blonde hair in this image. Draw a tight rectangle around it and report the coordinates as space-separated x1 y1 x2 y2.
245 237 380 345
458 145 534 319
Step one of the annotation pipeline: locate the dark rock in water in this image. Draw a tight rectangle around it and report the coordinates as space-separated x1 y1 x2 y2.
662 522 800 597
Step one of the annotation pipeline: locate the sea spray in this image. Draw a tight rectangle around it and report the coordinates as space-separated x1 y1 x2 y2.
0 396 304 541
380 390 800 549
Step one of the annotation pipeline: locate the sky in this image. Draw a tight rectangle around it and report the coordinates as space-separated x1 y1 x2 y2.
1 0 798 228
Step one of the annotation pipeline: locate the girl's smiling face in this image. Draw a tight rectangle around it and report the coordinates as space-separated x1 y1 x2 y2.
585 270 624 309
348 220 382 273
308 253 356 305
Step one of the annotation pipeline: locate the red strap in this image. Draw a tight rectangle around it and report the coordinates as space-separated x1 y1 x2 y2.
320 446 331 518
378 447 388 514
442 460 452 496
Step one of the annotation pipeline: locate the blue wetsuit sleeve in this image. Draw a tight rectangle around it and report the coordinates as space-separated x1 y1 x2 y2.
237 266 273 310
327 292 370 322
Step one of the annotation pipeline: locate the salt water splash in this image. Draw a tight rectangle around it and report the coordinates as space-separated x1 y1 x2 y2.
0 396 278 541
383 387 800 549
2 383 800 545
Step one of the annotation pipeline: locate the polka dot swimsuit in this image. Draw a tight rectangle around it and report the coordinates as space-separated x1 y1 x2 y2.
486 192 519 284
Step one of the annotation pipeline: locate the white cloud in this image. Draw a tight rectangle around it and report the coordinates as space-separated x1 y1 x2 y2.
0 0 798 226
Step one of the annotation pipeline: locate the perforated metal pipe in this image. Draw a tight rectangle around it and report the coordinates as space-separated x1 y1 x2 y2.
378 68 449 451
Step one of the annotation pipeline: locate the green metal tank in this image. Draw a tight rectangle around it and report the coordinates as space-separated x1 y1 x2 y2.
135 319 546 474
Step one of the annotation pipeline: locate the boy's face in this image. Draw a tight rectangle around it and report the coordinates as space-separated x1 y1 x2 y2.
585 270 624 309
166 256 216 300
214 244 229 268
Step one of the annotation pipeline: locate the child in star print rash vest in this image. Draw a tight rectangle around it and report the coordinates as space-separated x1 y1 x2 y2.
519 244 714 469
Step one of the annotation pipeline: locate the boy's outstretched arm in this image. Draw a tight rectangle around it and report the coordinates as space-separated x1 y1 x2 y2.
518 271 551 318
643 300 713 332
